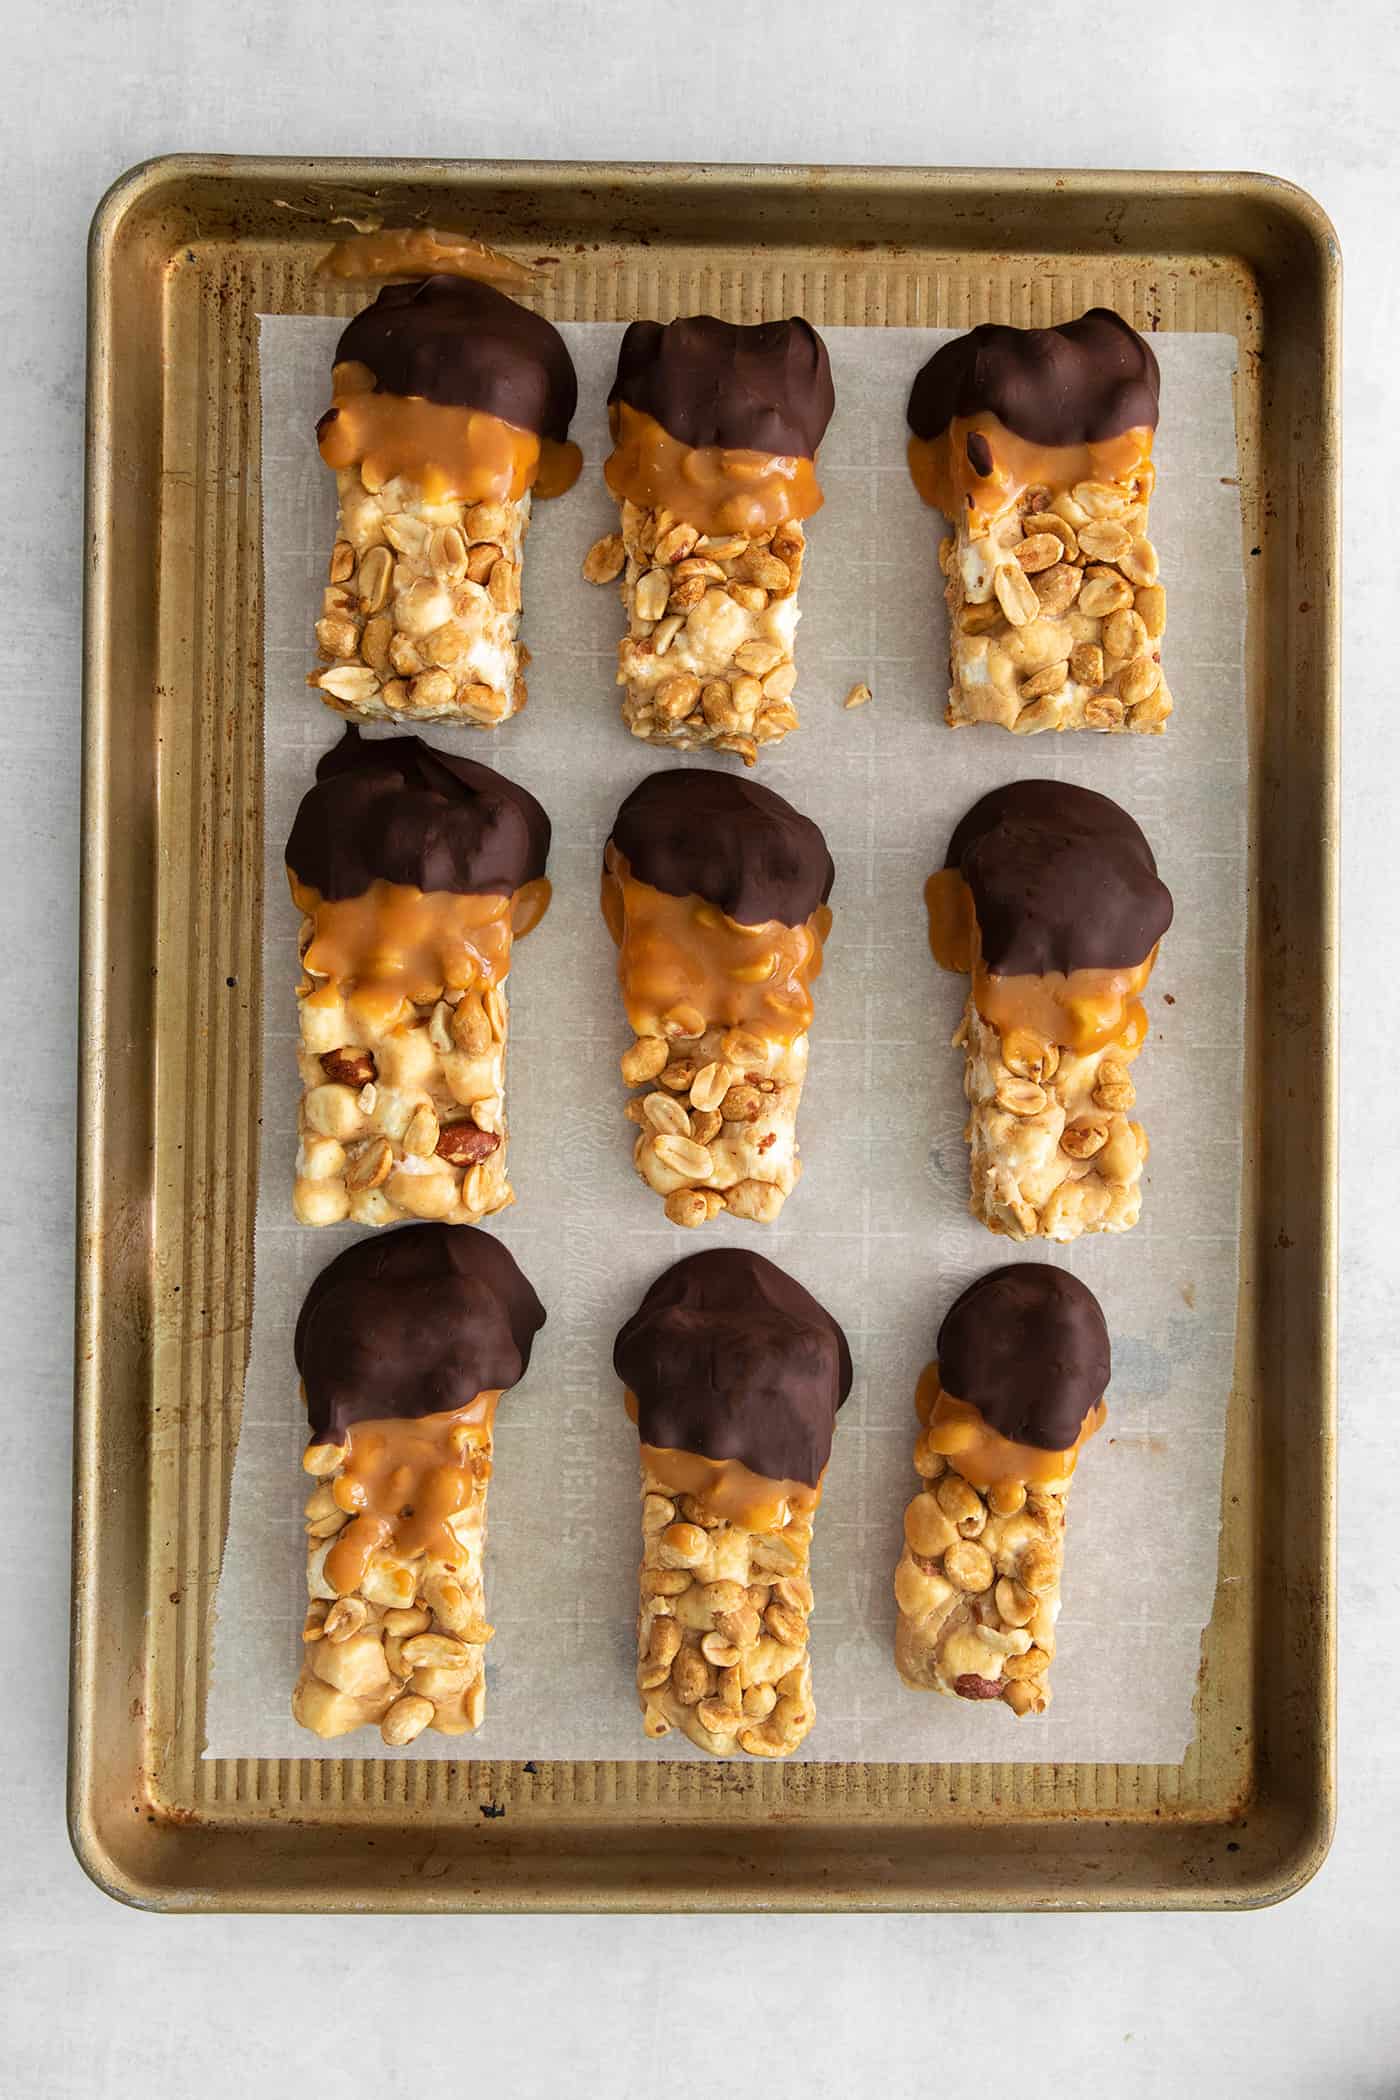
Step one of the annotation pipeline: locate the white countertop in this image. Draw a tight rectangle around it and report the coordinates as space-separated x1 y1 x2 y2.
4 2 1392 2092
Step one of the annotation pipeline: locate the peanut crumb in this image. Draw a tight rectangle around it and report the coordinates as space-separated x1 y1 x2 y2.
842 682 873 710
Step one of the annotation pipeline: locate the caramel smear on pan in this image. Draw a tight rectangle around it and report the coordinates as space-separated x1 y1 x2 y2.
318 226 539 292
908 415 1155 535
603 845 827 1046
307 1395 500 1597
319 359 580 506
924 867 1153 1058
622 1393 824 1530
604 401 824 538
291 874 549 1032
915 1362 1104 1489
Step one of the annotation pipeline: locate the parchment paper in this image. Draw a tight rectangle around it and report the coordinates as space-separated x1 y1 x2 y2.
206 319 1246 1763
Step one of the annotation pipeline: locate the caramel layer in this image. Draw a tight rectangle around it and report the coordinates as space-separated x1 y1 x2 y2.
319 360 579 504
291 874 549 1031
319 227 538 292
603 845 826 1046
310 1395 500 1596
908 414 1155 534
925 867 1153 1057
625 1389 823 1528
642 1444 822 1531
603 400 824 536
915 1362 1104 1488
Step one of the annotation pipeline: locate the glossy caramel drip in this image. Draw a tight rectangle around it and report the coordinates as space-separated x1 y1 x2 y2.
602 845 827 1046
311 1395 500 1596
603 400 824 536
291 874 549 1031
320 360 576 505
915 1362 1104 1488
924 868 1153 1057
925 865 976 974
318 227 538 292
508 874 552 938
532 439 583 499
907 413 1155 535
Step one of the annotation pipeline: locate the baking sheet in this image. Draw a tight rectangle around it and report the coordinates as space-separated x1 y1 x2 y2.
206 319 1246 1765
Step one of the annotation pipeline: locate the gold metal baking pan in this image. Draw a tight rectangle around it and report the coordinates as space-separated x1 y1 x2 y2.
74 157 1338 1911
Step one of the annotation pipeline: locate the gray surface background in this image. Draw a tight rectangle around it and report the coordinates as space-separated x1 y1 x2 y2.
5 3 1390 2094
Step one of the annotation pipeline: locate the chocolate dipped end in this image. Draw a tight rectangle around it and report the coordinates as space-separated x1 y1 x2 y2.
907 308 1159 449
333 276 578 441
945 779 1172 978
615 1249 852 1487
937 1265 1110 1452
287 726 551 901
609 768 834 928
610 316 835 459
297 1223 546 1441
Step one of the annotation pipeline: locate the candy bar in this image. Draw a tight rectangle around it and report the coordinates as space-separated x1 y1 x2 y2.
293 1225 545 1744
926 780 1173 1240
616 1249 851 1756
584 316 835 761
908 308 1171 734
894 1265 1108 1716
287 728 550 1228
309 274 579 727
602 769 834 1226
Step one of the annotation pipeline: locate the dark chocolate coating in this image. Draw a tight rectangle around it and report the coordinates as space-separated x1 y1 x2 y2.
944 779 1172 977
609 768 833 928
614 1250 852 1487
330 275 577 441
296 1224 546 1440
937 1265 1110 1451
907 308 1159 448
286 727 550 901
610 315 835 460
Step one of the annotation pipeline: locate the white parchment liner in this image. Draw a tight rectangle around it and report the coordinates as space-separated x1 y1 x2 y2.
206 321 1246 1763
